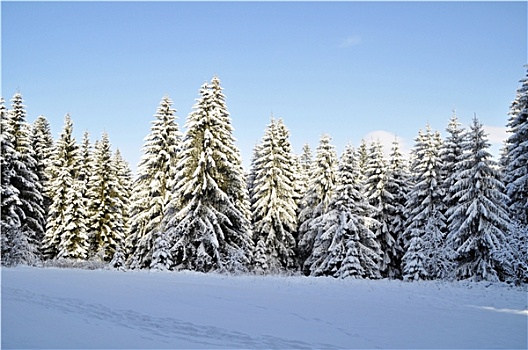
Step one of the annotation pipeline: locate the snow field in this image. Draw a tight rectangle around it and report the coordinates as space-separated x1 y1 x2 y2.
2 266 527 349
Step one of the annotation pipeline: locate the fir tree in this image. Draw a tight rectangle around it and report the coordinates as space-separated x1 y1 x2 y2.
0 97 24 265
31 115 54 217
402 126 448 280
385 139 409 279
305 145 381 279
86 132 124 261
446 117 512 282
3 93 44 265
503 67 528 225
164 77 253 273
363 140 399 278
250 118 298 273
42 115 88 260
297 134 338 272
126 96 182 269
441 113 466 219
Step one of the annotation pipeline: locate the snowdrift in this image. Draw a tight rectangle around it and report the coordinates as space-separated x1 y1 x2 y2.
2 266 527 349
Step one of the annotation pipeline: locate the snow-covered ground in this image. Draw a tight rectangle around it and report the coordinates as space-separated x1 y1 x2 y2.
2 266 526 349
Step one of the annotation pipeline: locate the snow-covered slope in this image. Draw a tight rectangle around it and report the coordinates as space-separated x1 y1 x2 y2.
2 266 526 349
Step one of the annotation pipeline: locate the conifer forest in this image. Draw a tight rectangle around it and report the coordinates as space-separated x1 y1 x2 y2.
1 70 527 285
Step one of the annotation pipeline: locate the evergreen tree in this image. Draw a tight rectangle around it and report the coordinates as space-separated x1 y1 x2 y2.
402 126 448 280
31 115 54 217
446 117 512 282
297 134 338 272
305 145 381 278
0 97 24 265
385 139 409 279
126 96 182 269
357 139 369 182
441 113 466 217
296 143 313 205
86 132 124 261
2 93 44 265
363 140 399 278
503 67 528 225
42 115 88 260
250 118 298 273
164 77 253 273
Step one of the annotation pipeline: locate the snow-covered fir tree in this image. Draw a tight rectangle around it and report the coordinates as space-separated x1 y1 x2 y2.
126 96 182 269
164 77 253 273
2 93 44 265
249 118 298 273
305 145 382 279
297 134 338 272
503 67 528 226
42 114 89 260
86 132 124 261
446 117 512 282
0 97 24 266
296 143 313 205
402 126 449 281
384 139 409 279
363 140 399 278
31 115 54 217
357 139 369 182
441 113 466 217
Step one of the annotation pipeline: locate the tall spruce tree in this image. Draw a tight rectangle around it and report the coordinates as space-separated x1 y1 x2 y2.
297 134 338 272
2 93 44 265
446 117 512 282
384 139 409 279
31 115 54 217
164 77 253 273
127 96 182 269
363 140 399 278
402 126 448 280
441 113 466 216
42 114 89 260
503 67 528 225
86 132 124 261
305 145 382 278
250 118 298 273
0 97 24 265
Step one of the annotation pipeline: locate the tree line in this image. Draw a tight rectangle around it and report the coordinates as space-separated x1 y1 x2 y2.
1 72 526 284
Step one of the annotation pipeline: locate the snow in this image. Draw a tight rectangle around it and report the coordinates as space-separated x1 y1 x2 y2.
2 266 527 349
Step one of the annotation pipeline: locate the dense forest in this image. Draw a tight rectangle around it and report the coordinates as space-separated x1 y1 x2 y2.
1 71 526 284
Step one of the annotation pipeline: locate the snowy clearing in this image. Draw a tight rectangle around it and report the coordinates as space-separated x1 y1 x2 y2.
1 266 527 349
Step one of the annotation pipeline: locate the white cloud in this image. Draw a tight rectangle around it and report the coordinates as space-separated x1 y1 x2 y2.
362 130 410 159
339 35 361 48
482 125 508 145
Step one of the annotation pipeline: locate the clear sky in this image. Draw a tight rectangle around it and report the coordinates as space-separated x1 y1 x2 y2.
2 1 526 171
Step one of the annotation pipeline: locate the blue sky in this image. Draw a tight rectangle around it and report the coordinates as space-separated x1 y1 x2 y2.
2 1 526 171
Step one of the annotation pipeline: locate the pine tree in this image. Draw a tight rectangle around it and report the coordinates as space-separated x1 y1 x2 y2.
126 96 182 269
250 118 298 273
86 132 124 261
385 139 409 279
297 134 338 272
3 93 44 265
305 145 382 279
446 117 512 282
402 126 448 280
42 114 88 260
164 77 253 273
503 67 528 225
